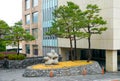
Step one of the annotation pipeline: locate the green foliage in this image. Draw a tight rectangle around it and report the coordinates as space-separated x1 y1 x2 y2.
46 2 89 60
83 4 107 35
0 53 26 60
16 54 26 60
0 20 10 38
83 4 107 62
7 54 26 60
0 20 11 49
7 20 35 54
47 2 87 38
24 32 35 41
14 20 22 26
10 21 35 42
0 54 4 60
0 41 6 52
46 3 107 61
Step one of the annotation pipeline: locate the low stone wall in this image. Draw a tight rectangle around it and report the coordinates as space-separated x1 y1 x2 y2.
23 61 102 77
0 57 44 69
0 56 62 69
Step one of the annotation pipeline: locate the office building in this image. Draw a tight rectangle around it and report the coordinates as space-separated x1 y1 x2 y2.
22 0 120 72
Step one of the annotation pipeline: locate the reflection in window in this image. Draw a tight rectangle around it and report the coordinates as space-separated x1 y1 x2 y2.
25 0 30 10
32 12 38 23
32 28 38 39
25 44 30 54
33 45 38 55
32 0 38 7
25 14 30 25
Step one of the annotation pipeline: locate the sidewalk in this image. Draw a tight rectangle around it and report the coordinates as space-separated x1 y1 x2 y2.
0 69 120 81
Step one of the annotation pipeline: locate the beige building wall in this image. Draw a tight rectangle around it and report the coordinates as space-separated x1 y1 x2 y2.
58 0 120 72
58 0 114 50
22 0 43 57
113 0 120 49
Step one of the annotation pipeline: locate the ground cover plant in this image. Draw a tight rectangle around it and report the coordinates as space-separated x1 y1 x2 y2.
32 60 92 70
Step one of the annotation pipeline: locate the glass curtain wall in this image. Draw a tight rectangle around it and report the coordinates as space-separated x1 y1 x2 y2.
42 0 58 55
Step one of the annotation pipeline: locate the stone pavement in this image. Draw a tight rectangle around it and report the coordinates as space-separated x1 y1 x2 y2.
0 69 120 81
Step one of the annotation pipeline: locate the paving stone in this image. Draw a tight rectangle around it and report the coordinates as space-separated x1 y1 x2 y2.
0 68 120 81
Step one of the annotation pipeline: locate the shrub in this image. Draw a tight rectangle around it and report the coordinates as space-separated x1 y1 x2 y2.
7 54 17 60
17 54 26 60
0 54 4 60
7 54 26 60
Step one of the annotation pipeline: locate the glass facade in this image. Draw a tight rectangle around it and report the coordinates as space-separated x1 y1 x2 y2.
32 28 38 39
32 0 38 7
32 12 38 23
25 44 30 54
42 0 58 55
25 0 30 10
25 14 30 24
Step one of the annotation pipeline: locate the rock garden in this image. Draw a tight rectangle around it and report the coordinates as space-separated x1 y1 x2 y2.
23 50 102 77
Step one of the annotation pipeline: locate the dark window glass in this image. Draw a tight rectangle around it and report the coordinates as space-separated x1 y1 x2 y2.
25 44 30 54
33 45 38 55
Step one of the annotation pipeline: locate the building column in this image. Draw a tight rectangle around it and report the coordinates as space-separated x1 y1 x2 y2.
59 48 67 61
106 50 118 72
30 44 33 57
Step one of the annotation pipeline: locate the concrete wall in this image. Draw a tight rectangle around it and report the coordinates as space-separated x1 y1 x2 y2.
58 0 116 50
113 0 120 49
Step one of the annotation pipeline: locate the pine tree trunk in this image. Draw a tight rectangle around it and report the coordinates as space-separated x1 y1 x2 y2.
69 36 73 61
73 35 77 60
87 36 92 62
87 26 92 62
17 40 20 55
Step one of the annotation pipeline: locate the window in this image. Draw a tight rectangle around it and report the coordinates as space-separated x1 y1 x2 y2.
32 0 38 7
25 14 30 24
25 0 30 10
33 45 38 55
32 28 38 39
25 44 30 54
32 12 38 23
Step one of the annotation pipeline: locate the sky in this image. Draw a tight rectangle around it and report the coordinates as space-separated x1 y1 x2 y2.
0 0 22 26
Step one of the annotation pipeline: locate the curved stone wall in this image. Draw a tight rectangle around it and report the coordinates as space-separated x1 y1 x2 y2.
0 56 62 69
23 61 102 77
0 57 44 69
